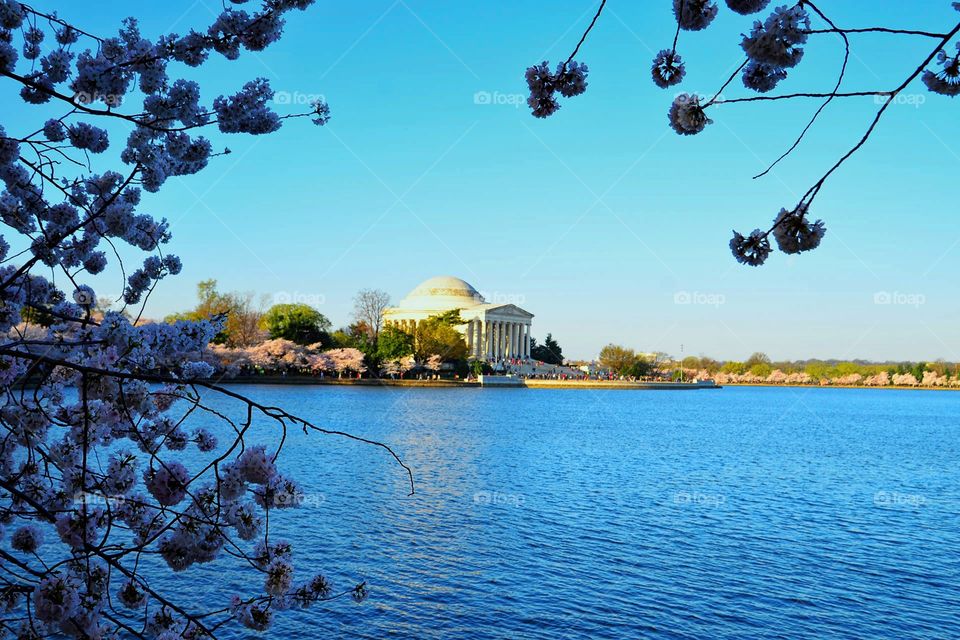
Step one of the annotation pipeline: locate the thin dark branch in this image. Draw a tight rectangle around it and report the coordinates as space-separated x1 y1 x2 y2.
562 0 607 69
710 90 889 104
753 0 850 179
704 59 748 107
804 26 949 38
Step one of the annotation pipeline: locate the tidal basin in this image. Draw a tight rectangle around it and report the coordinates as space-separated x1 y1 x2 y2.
162 385 960 639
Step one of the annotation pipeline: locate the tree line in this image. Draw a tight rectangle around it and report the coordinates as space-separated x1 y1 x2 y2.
596 345 960 387
158 281 566 377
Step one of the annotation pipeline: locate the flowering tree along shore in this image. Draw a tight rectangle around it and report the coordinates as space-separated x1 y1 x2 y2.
0 1 415 638
525 0 960 265
593 348 960 388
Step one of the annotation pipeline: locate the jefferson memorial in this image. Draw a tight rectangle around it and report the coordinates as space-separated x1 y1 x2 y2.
384 276 534 360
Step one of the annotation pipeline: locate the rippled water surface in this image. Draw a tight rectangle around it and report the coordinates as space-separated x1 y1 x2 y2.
176 385 960 639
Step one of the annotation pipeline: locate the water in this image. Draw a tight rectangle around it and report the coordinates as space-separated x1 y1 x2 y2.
170 385 960 639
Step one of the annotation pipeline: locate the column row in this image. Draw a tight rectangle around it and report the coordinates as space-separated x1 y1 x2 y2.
470 318 531 361
388 318 532 361
386 318 420 332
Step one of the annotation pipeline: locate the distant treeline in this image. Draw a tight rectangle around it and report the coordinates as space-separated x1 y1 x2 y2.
591 347 960 388
678 353 959 387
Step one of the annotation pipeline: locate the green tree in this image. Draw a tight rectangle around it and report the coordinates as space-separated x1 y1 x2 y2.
376 325 415 361
259 303 332 345
469 359 486 377
625 357 655 378
833 361 862 377
599 344 638 375
721 361 746 375
912 361 927 382
745 352 771 367
699 357 721 373
413 311 467 363
530 333 564 364
805 361 831 380
749 362 772 378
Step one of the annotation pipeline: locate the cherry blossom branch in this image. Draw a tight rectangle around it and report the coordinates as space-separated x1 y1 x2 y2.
0 347 416 496
804 26 950 39
562 0 607 70
753 0 849 179
0 164 140 293
18 3 103 43
801 18 960 199
710 89 904 104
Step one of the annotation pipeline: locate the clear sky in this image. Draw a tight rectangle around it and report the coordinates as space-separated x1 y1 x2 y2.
10 1 960 361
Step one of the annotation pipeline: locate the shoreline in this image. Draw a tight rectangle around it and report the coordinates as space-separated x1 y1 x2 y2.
208 375 960 392
209 375 476 388
208 375 719 390
721 382 960 392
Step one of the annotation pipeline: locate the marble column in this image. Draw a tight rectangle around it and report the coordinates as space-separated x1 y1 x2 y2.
502 322 509 359
524 324 531 358
496 321 504 359
474 319 482 358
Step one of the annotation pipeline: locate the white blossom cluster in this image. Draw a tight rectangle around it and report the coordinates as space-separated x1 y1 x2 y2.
674 0 718 32
771 205 826 254
656 3 809 136
741 5 810 66
728 229 772 267
524 60 589 118
668 93 712 135
725 0 771 15
0 0 359 637
729 204 826 266
923 41 960 97
537 1 957 266
651 49 685 89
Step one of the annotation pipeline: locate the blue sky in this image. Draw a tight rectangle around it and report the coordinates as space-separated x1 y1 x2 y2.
9 1 960 361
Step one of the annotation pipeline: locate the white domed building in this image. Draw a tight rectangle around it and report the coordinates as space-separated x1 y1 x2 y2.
383 276 534 360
